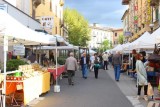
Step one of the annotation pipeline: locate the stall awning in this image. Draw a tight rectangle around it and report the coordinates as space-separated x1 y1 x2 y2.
34 46 79 50
0 10 56 46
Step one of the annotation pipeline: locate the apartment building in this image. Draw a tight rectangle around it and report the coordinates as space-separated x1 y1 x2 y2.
122 0 160 42
88 23 113 49
112 28 123 47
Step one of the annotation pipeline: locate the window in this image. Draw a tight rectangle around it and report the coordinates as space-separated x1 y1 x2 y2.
55 27 57 34
42 0 45 4
50 0 52 11
115 33 117 37
55 5 57 16
156 9 159 21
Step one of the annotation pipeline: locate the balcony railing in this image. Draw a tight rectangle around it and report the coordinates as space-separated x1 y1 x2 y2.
122 0 130 5
33 0 41 7
150 0 159 6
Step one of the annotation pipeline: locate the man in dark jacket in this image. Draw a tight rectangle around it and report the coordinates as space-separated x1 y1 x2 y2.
80 52 90 79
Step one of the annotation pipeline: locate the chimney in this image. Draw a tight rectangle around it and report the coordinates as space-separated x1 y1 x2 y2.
93 23 97 27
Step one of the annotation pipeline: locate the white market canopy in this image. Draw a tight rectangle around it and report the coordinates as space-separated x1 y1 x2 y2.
89 49 96 54
127 32 155 50
151 27 160 44
0 10 56 46
55 34 65 43
112 44 123 51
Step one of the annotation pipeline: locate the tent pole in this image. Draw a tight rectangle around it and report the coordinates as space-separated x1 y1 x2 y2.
56 43 58 86
39 44 42 65
3 35 8 107
36 46 38 62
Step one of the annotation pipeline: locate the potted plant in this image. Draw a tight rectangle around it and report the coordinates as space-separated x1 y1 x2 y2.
7 59 27 76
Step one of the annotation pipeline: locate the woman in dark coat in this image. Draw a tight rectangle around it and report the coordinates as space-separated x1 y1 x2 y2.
94 54 100 79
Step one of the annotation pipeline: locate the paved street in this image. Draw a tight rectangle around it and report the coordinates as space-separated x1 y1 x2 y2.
28 67 141 107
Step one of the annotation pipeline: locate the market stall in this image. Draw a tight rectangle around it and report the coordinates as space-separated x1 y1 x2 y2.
34 45 79 85
0 10 56 106
5 64 50 105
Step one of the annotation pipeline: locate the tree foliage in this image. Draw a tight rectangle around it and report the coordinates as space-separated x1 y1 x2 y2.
118 35 124 44
99 39 112 52
64 8 90 46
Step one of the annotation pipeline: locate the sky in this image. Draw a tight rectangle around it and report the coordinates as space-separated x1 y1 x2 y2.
65 0 128 28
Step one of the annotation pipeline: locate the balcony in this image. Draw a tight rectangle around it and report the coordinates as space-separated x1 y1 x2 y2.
150 0 159 6
122 0 130 5
32 0 41 8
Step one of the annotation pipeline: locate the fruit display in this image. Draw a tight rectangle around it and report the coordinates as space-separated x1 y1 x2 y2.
6 63 48 81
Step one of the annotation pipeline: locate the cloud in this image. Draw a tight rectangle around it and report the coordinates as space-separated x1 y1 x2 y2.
65 0 126 28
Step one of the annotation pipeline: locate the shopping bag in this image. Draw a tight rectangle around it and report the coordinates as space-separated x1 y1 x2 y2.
147 83 154 97
158 84 160 92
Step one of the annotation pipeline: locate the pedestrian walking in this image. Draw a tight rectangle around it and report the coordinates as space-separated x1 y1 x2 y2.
108 54 113 68
112 51 122 81
90 53 95 72
80 52 90 79
136 53 148 101
102 52 109 70
94 54 100 79
98 53 103 69
65 52 78 85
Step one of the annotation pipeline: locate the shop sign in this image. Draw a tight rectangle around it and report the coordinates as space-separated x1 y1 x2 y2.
124 32 132 36
134 4 138 25
147 0 151 24
0 4 8 12
13 45 25 56
41 16 54 33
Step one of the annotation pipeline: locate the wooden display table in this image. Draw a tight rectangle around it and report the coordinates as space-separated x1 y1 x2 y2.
6 72 50 105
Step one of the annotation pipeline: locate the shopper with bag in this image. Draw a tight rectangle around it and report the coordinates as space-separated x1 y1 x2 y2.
136 53 148 101
94 54 100 79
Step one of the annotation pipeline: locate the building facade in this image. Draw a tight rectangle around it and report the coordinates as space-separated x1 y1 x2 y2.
122 0 160 42
88 23 113 49
121 9 130 42
35 0 64 35
112 29 123 47
5 0 67 37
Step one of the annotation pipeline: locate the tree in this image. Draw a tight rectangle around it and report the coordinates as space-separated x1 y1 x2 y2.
118 35 124 44
99 39 111 52
64 8 90 46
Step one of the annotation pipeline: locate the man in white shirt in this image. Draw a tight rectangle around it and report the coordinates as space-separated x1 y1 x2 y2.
102 52 109 70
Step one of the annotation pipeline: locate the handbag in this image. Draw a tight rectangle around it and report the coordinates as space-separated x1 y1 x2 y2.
147 83 154 97
94 64 100 68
